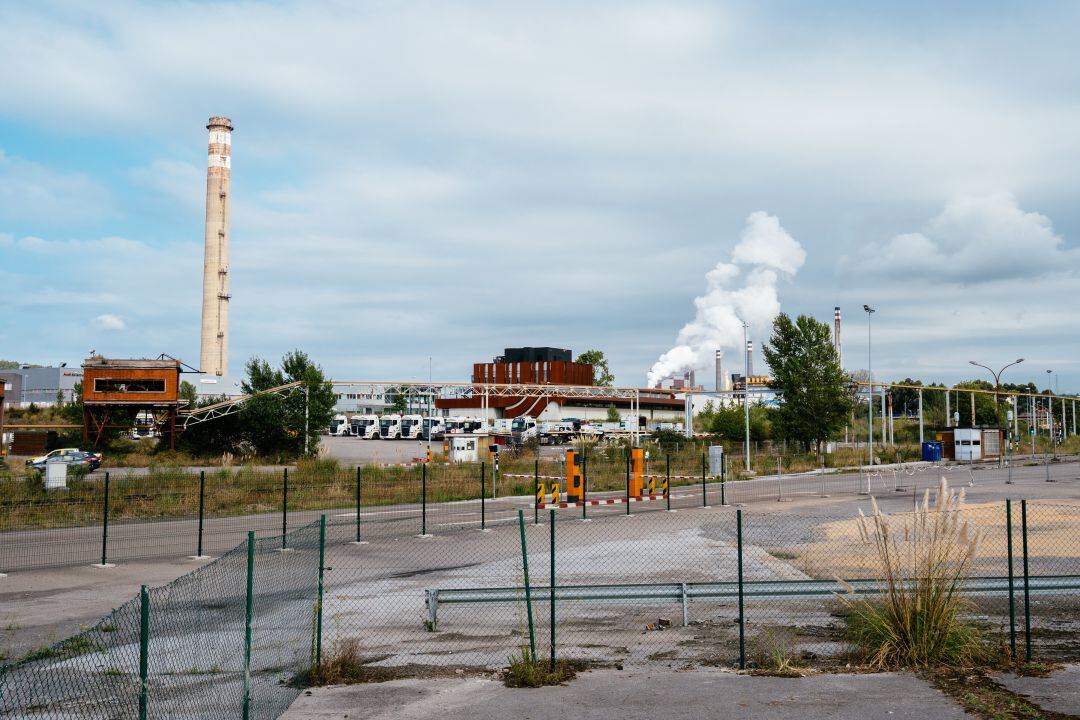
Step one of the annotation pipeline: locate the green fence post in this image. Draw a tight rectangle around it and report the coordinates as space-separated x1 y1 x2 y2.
196 470 206 558
517 509 536 659
624 452 630 516
1006 498 1016 661
360 468 369 539
549 508 556 671
533 459 539 526
139 584 149 720
1021 499 1032 662
100 471 110 566
282 467 289 551
421 462 428 536
480 461 486 531
317 514 326 669
242 530 254 720
701 452 707 507
737 508 745 670
665 454 671 512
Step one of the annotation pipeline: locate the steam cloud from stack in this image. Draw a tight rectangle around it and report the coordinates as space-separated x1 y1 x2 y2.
647 211 806 388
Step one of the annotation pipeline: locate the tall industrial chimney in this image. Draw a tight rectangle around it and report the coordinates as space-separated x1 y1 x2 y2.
200 116 233 377
715 350 723 392
746 340 754 378
833 306 843 367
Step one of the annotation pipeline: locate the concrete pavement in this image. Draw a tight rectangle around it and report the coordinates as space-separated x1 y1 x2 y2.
280 667 974 720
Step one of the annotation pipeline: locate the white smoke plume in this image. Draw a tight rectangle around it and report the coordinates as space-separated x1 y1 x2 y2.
647 211 805 387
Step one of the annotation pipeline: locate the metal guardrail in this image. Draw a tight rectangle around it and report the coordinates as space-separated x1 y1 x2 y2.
425 575 1080 628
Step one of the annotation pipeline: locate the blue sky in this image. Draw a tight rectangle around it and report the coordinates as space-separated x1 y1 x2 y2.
1 1 1078 392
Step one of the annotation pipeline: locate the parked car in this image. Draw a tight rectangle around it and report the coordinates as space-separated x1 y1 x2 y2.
29 451 102 473
26 448 84 466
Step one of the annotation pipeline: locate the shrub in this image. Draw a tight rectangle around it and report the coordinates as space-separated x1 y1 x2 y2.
503 647 577 687
839 478 989 668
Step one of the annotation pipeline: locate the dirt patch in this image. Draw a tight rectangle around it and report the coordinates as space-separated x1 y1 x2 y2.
926 667 1078 720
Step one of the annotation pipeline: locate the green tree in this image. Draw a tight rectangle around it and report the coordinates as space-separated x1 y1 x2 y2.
704 402 773 441
762 313 854 453
575 350 614 386
384 386 409 414
179 380 198 408
605 404 621 423
239 350 336 457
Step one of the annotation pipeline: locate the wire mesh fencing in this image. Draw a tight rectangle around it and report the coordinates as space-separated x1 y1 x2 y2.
324 495 1080 675
4 452 1078 573
0 520 323 719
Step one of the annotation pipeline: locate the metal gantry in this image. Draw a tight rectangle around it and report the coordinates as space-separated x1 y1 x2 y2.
179 380 643 441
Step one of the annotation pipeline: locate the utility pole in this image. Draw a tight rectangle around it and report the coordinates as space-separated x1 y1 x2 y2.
304 384 310 456
864 305 875 466
742 320 751 472
969 359 1023 468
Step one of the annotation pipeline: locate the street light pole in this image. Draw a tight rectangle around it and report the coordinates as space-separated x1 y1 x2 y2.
864 305 875 466
969 359 1024 468
743 320 751 472
1047 369 1055 457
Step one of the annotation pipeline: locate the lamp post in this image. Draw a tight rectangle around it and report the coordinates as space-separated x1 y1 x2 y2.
742 320 751 472
969 359 1024 468
1047 369 1055 456
863 305 875 466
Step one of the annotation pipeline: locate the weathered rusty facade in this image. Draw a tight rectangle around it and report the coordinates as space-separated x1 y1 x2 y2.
81 357 182 448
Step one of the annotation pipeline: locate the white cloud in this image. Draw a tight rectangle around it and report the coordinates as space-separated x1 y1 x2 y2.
855 193 1078 281
93 314 126 331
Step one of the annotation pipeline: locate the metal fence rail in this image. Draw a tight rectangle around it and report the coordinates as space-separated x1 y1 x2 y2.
425 575 1080 627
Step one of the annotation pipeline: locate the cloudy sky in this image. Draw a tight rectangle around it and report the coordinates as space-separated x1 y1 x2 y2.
1 1 1078 391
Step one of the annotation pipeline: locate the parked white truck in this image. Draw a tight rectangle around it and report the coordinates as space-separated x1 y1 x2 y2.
422 417 446 440
350 414 379 439
400 414 424 440
329 414 350 436
378 414 402 440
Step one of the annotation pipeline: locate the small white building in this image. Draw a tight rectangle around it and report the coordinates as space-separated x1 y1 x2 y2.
953 428 982 461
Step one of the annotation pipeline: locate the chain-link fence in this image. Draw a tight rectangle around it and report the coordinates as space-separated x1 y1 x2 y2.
4 455 1075 573
4 493 1079 717
324 496 1080 674
0 520 323 719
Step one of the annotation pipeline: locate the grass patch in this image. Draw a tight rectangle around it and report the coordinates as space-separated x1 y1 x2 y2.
503 647 579 688
748 630 808 677
838 478 992 669
927 668 1073 720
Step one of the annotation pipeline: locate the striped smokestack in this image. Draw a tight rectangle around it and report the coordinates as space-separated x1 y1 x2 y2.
200 116 233 377
715 350 723 392
833 306 843 367
746 340 754 378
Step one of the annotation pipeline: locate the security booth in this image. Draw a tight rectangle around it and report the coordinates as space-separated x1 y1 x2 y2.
448 435 480 463
953 428 982 461
82 357 182 449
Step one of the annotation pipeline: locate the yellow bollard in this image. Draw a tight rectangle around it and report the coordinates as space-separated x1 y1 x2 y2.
536 481 546 506
550 481 560 504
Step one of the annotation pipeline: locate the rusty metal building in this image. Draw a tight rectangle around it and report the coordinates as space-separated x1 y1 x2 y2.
81 357 183 448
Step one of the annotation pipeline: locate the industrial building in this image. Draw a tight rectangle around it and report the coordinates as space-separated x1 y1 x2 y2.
436 347 685 422
0 366 83 407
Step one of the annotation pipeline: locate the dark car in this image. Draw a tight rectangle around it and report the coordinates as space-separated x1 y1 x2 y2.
30 451 102 474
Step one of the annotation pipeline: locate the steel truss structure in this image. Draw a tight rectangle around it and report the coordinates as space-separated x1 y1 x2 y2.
179 380 644 441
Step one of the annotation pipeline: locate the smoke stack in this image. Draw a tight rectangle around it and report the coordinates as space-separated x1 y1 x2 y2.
715 350 723 392
833 306 843 367
200 116 233 377
746 340 754 378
